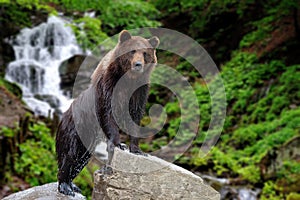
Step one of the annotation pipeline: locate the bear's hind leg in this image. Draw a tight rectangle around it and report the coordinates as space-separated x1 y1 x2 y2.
69 151 91 193
58 154 90 196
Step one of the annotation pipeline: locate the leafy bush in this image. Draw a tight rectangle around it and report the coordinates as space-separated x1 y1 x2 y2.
14 122 56 185
1 121 95 198
70 16 108 50
261 181 283 200
0 78 22 98
52 0 160 34
172 48 300 189
0 0 55 28
99 0 161 31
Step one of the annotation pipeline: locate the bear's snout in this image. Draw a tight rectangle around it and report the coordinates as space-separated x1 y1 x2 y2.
133 61 143 72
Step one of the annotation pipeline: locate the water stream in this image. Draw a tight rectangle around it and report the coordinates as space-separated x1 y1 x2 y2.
200 174 261 200
5 15 82 116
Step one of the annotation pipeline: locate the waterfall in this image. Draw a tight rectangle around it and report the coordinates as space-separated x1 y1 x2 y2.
5 15 82 116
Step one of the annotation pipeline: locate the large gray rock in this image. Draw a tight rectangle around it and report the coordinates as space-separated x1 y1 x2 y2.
92 148 220 200
2 182 86 200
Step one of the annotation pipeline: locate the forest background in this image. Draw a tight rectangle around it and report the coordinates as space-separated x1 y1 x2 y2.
0 0 299 199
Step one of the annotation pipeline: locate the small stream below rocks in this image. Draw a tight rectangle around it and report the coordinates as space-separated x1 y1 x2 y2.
200 173 261 200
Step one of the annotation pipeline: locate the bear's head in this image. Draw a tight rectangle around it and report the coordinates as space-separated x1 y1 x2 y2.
114 30 160 79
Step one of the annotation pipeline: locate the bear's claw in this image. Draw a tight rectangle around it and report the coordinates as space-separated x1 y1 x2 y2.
117 143 128 150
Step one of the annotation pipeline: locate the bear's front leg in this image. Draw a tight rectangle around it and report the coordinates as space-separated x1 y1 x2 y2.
104 123 128 166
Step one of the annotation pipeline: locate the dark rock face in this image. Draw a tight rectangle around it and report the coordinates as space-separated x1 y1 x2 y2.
0 41 15 76
59 54 99 98
34 94 60 108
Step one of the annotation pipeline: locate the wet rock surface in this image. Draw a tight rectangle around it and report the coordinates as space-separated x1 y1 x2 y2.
92 148 220 200
2 182 86 200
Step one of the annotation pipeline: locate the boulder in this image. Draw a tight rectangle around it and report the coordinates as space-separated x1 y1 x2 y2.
2 182 86 200
34 94 61 108
92 148 220 200
59 54 99 98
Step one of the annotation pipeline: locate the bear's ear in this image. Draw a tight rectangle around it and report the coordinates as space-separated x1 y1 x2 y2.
148 36 160 48
119 30 131 43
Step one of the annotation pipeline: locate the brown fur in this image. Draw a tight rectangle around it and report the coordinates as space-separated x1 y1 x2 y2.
56 30 159 196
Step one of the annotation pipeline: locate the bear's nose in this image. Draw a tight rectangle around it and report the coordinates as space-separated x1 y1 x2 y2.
134 61 143 71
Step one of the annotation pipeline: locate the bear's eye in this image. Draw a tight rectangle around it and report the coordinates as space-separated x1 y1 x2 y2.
130 50 136 54
143 52 147 57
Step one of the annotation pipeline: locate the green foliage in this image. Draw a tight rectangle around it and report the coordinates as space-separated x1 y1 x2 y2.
1 121 94 197
261 181 283 200
237 165 260 184
73 164 98 200
60 0 160 49
15 0 40 10
176 61 199 80
54 0 160 35
240 0 300 48
14 122 56 186
99 0 161 31
70 16 108 50
277 160 300 179
53 0 103 12
0 78 22 98
1 0 160 51
211 148 238 175
147 50 299 189
1 126 16 137
173 49 300 188
2 0 300 197
0 0 55 27
239 16 274 48
151 0 256 38
16 140 57 185
287 193 300 200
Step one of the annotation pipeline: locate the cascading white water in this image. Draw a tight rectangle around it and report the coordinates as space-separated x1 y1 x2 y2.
5 15 82 116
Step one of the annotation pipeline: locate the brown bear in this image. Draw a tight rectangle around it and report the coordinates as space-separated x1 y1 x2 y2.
56 30 159 196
